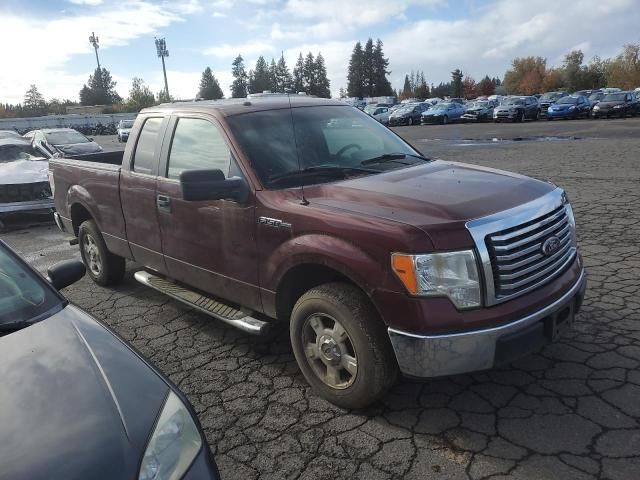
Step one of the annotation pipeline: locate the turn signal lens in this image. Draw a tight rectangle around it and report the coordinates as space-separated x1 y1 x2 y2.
391 254 418 294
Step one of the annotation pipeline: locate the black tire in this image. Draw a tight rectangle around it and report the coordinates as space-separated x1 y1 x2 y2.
408 117 414 126
534 110 540 121
78 220 125 286
518 110 525 122
442 115 449 125
290 282 398 409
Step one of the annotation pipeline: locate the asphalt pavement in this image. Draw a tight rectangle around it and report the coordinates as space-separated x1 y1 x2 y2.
2 117 639 480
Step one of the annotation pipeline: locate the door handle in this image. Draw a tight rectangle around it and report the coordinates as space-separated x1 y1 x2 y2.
157 195 171 211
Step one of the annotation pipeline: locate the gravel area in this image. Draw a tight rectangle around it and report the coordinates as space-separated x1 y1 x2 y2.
2 117 639 480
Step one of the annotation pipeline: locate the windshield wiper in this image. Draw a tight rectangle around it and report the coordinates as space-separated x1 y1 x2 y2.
360 152 430 166
268 165 379 184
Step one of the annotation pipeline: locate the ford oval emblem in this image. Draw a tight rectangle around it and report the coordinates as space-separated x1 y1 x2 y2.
542 236 561 256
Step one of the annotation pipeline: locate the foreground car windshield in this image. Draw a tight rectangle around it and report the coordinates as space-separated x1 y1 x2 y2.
505 99 525 106
227 105 420 188
556 96 579 104
0 144 46 162
540 93 564 101
602 94 625 102
45 131 90 145
0 244 62 332
467 102 488 109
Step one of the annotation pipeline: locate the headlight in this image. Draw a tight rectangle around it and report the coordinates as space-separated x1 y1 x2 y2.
613 105 623 109
569 106 576 110
593 105 600 110
562 191 577 245
391 250 481 309
139 392 202 480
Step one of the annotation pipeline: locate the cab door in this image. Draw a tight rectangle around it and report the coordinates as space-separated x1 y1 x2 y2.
155 114 261 311
119 115 169 274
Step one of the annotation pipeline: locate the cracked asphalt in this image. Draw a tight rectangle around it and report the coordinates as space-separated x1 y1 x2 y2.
2 118 639 479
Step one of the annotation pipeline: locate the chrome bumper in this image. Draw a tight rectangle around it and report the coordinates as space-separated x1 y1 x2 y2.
0 199 55 214
388 269 586 378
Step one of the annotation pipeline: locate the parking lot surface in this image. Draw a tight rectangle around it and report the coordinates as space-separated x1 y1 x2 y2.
3 118 639 479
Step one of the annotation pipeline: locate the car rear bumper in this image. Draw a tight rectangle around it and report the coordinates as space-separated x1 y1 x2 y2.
0 198 55 214
387 268 586 378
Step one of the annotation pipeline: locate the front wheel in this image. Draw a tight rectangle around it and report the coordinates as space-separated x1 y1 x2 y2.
290 282 398 409
78 220 125 286
442 115 449 125
408 117 414 126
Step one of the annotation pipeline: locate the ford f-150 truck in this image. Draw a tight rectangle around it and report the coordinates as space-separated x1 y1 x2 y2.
50 96 586 408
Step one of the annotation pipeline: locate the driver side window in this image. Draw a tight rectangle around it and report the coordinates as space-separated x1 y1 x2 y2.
167 118 232 180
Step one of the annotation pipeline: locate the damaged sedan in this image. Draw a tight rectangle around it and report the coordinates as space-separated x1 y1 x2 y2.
0 136 53 215
25 128 103 156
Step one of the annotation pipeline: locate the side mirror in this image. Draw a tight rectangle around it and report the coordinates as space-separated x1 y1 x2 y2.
180 169 249 203
47 259 86 290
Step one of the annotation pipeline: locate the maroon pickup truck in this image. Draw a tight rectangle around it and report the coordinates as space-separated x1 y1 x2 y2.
50 96 586 408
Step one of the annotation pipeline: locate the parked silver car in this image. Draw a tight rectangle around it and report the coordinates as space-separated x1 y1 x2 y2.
0 136 53 214
364 104 391 125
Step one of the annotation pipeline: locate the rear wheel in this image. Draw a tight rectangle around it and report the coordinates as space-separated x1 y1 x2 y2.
290 282 398 409
78 220 125 286
408 117 414 126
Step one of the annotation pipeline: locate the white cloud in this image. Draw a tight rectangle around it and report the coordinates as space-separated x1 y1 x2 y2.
0 1 188 104
68 0 103 5
204 41 275 58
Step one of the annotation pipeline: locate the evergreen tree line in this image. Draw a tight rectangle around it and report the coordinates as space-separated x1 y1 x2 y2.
229 52 331 98
346 38 393 98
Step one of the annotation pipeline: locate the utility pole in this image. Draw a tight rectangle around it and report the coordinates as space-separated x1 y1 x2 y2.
89 32 101 70
155 37 170 98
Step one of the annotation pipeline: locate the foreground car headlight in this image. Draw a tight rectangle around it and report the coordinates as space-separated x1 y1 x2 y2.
613 105 623 109
139 392 202 480
568 106 576 110
593 105 600 110
392 251 481 309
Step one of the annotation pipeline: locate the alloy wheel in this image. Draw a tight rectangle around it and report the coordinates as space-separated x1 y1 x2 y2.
302 313 358 389
83 234 102 277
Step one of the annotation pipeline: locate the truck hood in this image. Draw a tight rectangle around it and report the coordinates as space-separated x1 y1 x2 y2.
304 160 554 248
0 159 49 185
0 305 168 480
54 142 102 155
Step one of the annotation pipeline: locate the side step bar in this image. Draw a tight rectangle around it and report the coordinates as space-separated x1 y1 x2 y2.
134 271 270 335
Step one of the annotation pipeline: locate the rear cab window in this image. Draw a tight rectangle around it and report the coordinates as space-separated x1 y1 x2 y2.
132 117 163 174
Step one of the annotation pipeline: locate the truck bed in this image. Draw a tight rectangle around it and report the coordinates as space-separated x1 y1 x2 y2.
63 150 124 165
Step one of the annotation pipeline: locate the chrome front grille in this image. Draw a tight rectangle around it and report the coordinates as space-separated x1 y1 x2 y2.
486 205 576 300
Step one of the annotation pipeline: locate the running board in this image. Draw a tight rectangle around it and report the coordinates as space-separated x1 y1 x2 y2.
134 270 270 335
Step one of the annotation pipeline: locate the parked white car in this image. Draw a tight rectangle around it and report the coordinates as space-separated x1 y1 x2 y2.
117 119 134 143
363 104 391 125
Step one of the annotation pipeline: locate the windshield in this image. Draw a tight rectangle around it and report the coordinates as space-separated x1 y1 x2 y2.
556 96 578 104
364 105 377 114
0 243 62 335
540 92 564 101
395 105 416 114
505 98 525 106
602 93 625 102
467 102 488 109
589 93 604 101
45 130 90 145
430 103 450 111
120 120 134 128
0 144 46 163
227 105 421 189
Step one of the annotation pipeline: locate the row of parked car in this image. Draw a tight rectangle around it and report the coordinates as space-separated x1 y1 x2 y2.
364 88 640 126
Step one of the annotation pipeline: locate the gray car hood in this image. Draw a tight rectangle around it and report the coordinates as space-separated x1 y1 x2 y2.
0 305 169 480
0 159 49 185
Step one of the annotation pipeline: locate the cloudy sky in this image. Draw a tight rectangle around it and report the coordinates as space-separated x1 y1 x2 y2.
1 0 638 104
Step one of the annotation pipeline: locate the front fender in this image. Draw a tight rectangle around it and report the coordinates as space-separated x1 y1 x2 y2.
265 233 393 296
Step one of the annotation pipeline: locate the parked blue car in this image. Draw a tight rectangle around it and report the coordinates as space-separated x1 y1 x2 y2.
547 95 591 120
421 102 465 125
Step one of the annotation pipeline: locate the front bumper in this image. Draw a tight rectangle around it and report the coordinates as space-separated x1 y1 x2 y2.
389 117 410 126
547 109 574 118
388 268 586 378
421 116 443 124
0 198 55 214
494 111 517 120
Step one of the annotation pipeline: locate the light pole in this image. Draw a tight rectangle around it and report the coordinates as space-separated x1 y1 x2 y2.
155 37 170 98
89 32 101 70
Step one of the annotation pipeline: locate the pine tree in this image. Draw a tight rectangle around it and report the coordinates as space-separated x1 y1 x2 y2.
293 53 305 93
402 75 412 99
199 67 224 100
248 56 272 94
347 42 365 97
79 67 121 105
451 69 464 97
269 58 278 92
313 53 331 98
301 52 315 94
372 39 392 96
274 53 293 93
23 84 45 113
363 38 375 97
230 55 249 98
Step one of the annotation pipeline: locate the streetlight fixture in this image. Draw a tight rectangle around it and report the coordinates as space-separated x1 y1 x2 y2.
89 31 101 70
155 37 170 99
